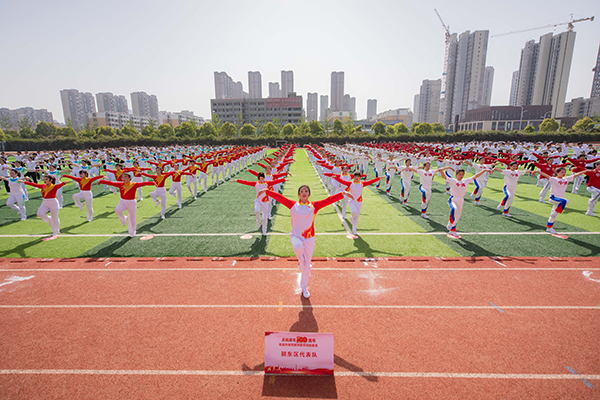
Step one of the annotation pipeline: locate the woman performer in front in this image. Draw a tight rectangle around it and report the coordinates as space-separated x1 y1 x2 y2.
262 185 350 298
23 174 68 237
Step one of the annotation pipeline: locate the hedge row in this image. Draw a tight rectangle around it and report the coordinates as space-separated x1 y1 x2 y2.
3 130 600 152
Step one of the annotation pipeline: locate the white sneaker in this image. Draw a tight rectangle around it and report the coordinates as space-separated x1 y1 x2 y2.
302 287 310 299
421 213 429 219
546 227 557 234
572 191 578 195
474 202 481 206
122 216 127 226
178 205 182 209
585 212 596 217
161 215 165 220
539 199 547 204
194 196 197 200
502 213 512 218
386 192 391 196
448 231 459 238
497 204 503 210
78 205 84 211
87 218 93 222
20 215 26 221
154 200 159 207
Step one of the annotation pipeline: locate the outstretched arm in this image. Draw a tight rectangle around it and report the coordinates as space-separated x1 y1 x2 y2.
313 192 345 213
236 179 256 187
264 190 295 209
362 177 380 187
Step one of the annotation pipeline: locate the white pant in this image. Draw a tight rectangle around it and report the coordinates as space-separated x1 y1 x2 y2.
291 235 315 290
349 200 363 234
73 190 94 221
115 199 137 236
400 178 411 203
7 194 25 216
198 172 208 192
37 198 60 235
186 174 198 197
588 186 600 214
448 196 464 232
539 179 550 200
57 188 63 209
132 176 144 200
255 199 270 235
150 187 167 217
169 182 183 207
500 185 516 214
419 185 431 213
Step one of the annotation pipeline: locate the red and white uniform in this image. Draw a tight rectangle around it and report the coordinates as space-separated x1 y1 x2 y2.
498 170 528 214
335 177 380 234
237 178 285 235
5 178 26 219
585 169 600 214
546 175 576 230
98 179 155 236
24 181 67 236
168 170 193 208
142 172 174 218
446 176 477 233
63 174 104 221
266 190 344 291
416 169 439 214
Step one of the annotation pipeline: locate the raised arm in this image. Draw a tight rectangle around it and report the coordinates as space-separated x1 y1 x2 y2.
313 192 345 213
97 179 122 188
236 179 256 187
264 190 295 209
362 177 381 187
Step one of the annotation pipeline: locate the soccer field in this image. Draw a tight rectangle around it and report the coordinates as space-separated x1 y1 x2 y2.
0 148 598 258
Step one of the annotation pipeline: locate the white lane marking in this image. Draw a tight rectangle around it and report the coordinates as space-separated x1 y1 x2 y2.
0 369 598 380
1 268 599 272
490 257 507 268
0 275 35 289
0 231 598 238
583 271 600 283
0 305 597 310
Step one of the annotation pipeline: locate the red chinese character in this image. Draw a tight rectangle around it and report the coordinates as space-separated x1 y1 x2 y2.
306 353 311 358
287 352 292 357
312 352 317 357
300 352 305 357
281 351 286 357
294 352 299 357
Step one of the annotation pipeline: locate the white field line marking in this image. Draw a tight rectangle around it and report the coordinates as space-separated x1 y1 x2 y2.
0 275 35 288
583 271 600 283
307 152 353 235
0 305 597 310
490 256 507 268
0 231 598 238
1 268 599 272
0 369 599 380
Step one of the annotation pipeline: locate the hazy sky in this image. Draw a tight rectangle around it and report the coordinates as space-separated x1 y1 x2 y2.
0 0 598 123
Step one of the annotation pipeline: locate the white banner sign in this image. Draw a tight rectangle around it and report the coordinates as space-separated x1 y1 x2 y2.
264 332 334 375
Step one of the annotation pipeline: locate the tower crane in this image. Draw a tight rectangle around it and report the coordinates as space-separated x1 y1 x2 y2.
434 8 451 123
491 14 594 38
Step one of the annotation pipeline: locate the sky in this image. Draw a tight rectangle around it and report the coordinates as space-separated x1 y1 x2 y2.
0 0 598 124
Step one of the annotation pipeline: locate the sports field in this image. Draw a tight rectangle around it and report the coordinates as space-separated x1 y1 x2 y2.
0 148 598 259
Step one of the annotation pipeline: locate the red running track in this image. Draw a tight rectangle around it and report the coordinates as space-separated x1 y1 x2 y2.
0 257 598 399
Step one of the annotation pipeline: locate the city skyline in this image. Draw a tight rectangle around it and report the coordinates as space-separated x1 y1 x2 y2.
0 0 598 124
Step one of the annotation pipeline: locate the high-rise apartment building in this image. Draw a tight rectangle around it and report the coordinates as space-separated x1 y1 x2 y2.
248 71 262 99
513 31 576 118
417 79 441 124
439 30 490 129
307 93 318 122
131 91 159 118
320 95 329 121
96 92 128 113
269 82 281 98
330 72 344 112
60 89 95 129
281 70 294 97
413 95 421 123
482 67 494 107
591 42 600 98
343 94 356 118
214 71 233 99
367 99 377 120
0 107 53 130
509 71 519 106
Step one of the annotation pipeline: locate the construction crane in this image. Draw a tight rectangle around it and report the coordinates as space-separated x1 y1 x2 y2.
491 14 594 38
434 8 451 123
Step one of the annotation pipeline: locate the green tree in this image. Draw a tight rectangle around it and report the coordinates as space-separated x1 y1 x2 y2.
345 114 355 134
415 122 433 135
79 122 94 138
372 121 386 135
157 124 174 138
0 128 5 141
18 117 33 132
0 115 14 131
573 117 594 132
332 119 345 135
121 125 138 136
262 122 278 136
177 122 196 138
386 125 395 135
309 120 324 135
322 116 332 133
220 121 237 138
431 123 445 133
240 123 256 137
395 123 409 134
235 113 243 134
411 122 421 133
66 117 74 130
96 126 116 138
272 117 281 132
142 123 156 136
35 121 57 137
198 122 217 138
539 118 559 132
281 123 295 137
57 126 77 138
211 113 222 136
19 128 35 138
523 125 535 133
294 121 310 136
125 119 137 130
252 118 263 133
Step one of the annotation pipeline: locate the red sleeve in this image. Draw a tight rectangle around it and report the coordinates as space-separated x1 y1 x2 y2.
334 176 351 187
89 175 104 183
267 178 286 186
140 172 155 178
258 163 268 169
136 181 156 188
104 169 117 174
265 190 295 209
23 181 45 189
236 179 256 187
248 170 259 177
97 180 122 188
272 172 288 179
55 182 67 189
148 161 158 166
324 173 337 178
362 177 380 187
313 192 344 213
63 175 81 182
